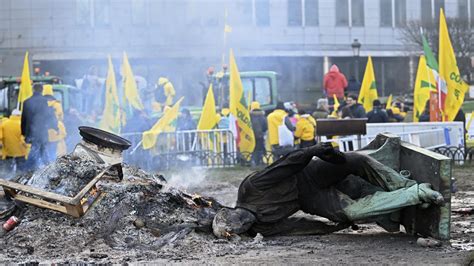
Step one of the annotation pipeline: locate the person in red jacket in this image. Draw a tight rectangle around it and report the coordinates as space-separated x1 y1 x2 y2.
323 64 348 106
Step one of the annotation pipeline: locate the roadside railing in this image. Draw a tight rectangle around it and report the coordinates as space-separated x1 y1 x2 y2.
121 126 472 170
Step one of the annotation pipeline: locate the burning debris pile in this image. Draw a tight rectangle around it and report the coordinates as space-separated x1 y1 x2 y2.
0 163 233 262
24 147 107 197
0 127 250 263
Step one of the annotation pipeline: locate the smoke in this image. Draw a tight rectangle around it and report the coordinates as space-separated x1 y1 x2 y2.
4 1 327 170
19 0 322 111
166 167 208 191
163 166 242 208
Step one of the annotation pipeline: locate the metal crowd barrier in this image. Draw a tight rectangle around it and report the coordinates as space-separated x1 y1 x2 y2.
324 128 450 152
122 126 472 170
122 129 242 170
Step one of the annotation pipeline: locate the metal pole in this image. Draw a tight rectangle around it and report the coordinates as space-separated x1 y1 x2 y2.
355 57 360 82
357 134 362 150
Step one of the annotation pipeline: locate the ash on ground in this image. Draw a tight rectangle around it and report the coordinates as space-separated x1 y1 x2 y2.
0 164 472 264
25 145 107 197
0 164 251 263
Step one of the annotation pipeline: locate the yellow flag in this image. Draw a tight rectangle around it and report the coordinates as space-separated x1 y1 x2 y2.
331 94 340 116
100 56 121 133
413 56 437 122
224 24 232 33
18 52 33 110
385 94 393 111
358 56 378 112
229 49 255 155
439 9 469 121
121 52 144 111
197 84 219 130
142 97 183 150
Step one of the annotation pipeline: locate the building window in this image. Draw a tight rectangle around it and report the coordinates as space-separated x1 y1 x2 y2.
351 0 364 26
471 0 474 26
256 0 270 26
458 0 469 19
305 0 319 26
421 0 445 23
131 0 147 26
336 0 349 26
202 1 221 27
336 0 364 27
76 0 92 26
287 0 319 27
461 0 474 27
421 0 432 24
288 0 303 26
93 0 110 27
380 0 392 27
394 0 406 26
434 0 445 21
75 0 110 27
228 0 253 27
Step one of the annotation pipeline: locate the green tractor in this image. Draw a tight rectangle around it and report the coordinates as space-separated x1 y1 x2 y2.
188 70 279 119
0 75 83 117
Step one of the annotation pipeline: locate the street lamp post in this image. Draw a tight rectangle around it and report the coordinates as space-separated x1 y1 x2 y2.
351 38 361 82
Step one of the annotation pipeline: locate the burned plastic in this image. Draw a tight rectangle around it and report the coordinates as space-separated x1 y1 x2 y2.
79 126 131 151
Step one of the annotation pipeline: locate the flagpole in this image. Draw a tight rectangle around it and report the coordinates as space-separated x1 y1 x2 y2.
130 140 143 155
221 8 229 68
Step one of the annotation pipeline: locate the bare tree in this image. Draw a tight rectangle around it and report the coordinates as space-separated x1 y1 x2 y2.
399 17 473 82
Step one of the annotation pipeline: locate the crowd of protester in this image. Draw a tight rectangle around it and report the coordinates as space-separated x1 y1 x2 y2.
241 64 417 166
0 64 454 173
0 83 66 178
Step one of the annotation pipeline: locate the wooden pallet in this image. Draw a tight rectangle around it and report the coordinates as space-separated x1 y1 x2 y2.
0 166 113 218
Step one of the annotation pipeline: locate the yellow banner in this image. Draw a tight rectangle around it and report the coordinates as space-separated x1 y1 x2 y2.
197 84 219 130
99 55 122 134
331 94 340 117
142 97 183 150
18 52 33 110
413 56 437 122
439 9 469 121
122 52 144 111
358 56 378 112
229 49 255 155
385 94 393 111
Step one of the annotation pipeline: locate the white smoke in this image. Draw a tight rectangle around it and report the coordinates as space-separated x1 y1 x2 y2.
166 166 208 191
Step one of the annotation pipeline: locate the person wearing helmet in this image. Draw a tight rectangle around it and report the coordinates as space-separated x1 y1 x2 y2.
212 144 444 238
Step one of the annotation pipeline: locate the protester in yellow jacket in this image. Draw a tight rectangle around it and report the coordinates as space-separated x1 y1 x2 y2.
48 121 67 157
152 77 176 112
1 110 28 171
43 84 64 121
294 111 316 148
44 84 67 158
267 102 295 158
0 116 7 158
388 102 407 122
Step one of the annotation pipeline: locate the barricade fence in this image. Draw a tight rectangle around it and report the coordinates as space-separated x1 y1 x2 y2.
121 127 472 171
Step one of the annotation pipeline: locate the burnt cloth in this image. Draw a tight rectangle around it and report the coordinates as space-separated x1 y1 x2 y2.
236 148 389 236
